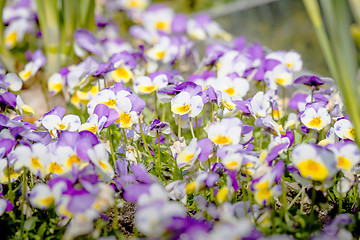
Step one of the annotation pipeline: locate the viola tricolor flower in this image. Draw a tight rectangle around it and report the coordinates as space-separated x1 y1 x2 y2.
18 50 46 82
134 73 168 95
291 144 337 181
328 143 360 172
14 143 50 178
207 118 242 146
41 107 81 138
1 1 359 239
334 118 355 141
171 91 204 117
300 106 331 131
176 138 201 168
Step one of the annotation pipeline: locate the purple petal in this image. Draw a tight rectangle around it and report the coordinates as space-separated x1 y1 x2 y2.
197 138 212 162
74 29 103 56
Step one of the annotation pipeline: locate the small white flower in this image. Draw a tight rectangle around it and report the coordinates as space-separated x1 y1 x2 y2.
176 138 201 168
134 74 168 95
300 107 331 131
42 114 81 137
265 64 293 88
221 153 243 171
249 91 271 118
48 73 65 95
171 92 204 117
334 119 355 140
29 183 54 210
207 118 242 146
14 143 50 178
88 144 115 181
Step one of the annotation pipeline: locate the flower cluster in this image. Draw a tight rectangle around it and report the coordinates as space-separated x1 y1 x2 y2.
0 0 359 239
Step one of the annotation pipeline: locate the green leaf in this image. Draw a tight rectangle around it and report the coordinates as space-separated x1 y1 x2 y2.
37 222 47 237
24 216 38 232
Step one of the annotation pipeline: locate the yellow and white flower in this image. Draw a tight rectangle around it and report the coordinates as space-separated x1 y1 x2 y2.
292 144 337 181
88 144 115 181
334 119 355 141
28 183 54 210
14 143 50 178
134 74 168 95
48 73 65 95
207 118 242 146
300 107 331 131
171 92 204 117
176 138 201 168
329 143 360 172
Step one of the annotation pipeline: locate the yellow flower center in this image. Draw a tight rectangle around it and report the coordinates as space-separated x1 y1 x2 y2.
186 182 196 194
103 99 117 108
224 88 235 96
114 67 130 81
275 78 285 85
349 128 355 139
67 155 80 167
298 159 328 181
309 117 322 128
58 123 66 130
185 154 194 162
213 136 232 145
117 112 132 128
86 125 97 134
156 51 165 59
128 0 141 8
216 187 229 204
222 100 235 111
5 32 16 48
4 166 19 182
256 188 272 204
156 21 167 30
31 158 43 169
51 83 63 93
99 160 109 170
286 63 292 69
40 196 54 206
49 162 63 174
175 104 191 114
19 70 32 81
337 156 352 171
273 109 280 119
138 85 156 94
225 161 239 170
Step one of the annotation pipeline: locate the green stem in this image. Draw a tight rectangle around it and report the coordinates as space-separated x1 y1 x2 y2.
287 187 305 210
112 199 118 229
107 127 117 167
161 103 167 122
178 115 182 138
154 93 158 119
195 116 200 139
242 183 248 217
121 128 128 146
157 132 161 174
210 102 213 122
20 170 27 235
139 118 152 158
281 175 288 223
189 118 195 138
310 184 317 227
6 162 13 204
300 186 305 213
